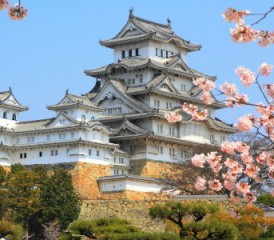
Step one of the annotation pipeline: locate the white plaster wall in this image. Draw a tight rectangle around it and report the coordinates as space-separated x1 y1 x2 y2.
150 94 181 110
170 76 193 93
99 179 162 193
0 108 20 122
56 109 100 121
8 145 112 166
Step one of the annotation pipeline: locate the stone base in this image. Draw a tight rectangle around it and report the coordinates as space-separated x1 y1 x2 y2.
130 159 179 178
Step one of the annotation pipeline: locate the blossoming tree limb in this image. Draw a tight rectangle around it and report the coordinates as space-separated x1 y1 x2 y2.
165 6 274 202
0 0 27 20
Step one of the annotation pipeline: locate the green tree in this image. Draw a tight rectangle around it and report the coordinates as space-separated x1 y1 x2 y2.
40 169 80 229
149 201 219 238
256 193 274 207
0 165 7 219
5 165 42 239
0 220 23 240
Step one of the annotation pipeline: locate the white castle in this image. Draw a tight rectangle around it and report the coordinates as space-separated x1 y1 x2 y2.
0 10 236 197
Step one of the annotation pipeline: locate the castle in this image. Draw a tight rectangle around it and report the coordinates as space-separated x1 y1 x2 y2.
0 10 236 199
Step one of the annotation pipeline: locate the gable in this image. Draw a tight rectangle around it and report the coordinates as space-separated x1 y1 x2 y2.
3 95 20 106
47 114 76 128
59 96 74 105
116 20 145 39
93 82 144 113
117 128 136 136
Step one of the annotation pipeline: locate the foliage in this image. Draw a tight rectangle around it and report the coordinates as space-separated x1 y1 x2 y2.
5 165 42 238
98 232 181 240
207 204 274 240
67 218 180 240
182 220 239 240
0 165 7 219
149 201 219 237
40 169 80 229
0 220 23 240
256 193 274 207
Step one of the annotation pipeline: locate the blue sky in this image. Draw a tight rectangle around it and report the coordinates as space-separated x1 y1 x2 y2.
1 1 273 124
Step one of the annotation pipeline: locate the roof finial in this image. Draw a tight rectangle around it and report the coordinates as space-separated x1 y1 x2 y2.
66 89 69 95
129 7 134 18
167 17 171 28
8 87 12 92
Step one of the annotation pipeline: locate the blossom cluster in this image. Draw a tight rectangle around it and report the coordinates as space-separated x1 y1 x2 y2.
190 63 273 202
193 140 274 202
193 77 215 105
223 7 274 46
0 1 27 20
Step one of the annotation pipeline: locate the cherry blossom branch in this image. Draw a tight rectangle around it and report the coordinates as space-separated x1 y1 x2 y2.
254 76 270 104
250 6 274 26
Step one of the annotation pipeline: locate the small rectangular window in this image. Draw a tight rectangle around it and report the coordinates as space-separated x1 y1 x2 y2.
129 49 132 57
166 51 169 58
130 145 136 154
55 150 58 156
96 150 100 157
20 153 23 159
114 169 119 175
122 50 125 58
51 150 54 156
128 79 131 84
88 149 92 155
169 148 175 156
155 48 158 56
24 153 27 158
39 151 42 157
119 157 124 164
135 48 139 56
132 79 135 84
161 49 164 57
181 84 186 92
158 146 163 154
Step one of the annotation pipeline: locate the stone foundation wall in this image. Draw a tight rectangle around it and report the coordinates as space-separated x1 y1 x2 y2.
79 198 235 232
80 199 167 232
130 159 176 178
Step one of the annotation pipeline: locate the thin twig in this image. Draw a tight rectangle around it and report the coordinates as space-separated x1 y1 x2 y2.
250 6 274 26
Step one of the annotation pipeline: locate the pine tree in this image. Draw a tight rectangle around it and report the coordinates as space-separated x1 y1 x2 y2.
40 169 80 229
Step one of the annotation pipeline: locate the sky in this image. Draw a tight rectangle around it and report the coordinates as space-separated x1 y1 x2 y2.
1 0 273 124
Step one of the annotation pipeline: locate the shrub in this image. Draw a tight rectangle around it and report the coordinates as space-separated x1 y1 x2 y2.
256 193 274 207
98 231 181 240
0 220 23 240
182 220 239 240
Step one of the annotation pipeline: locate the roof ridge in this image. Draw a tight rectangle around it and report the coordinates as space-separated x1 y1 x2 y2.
132 15 170 29
17 118 54 124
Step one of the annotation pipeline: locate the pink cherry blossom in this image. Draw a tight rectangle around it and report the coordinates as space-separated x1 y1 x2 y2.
192 110 208 121
241 152 254 165
224 179 235 191
234 141 250 153
200 92 214 105
257 31 274 47
235 66 256 87
221 141 236 155
230 191 240 203
182 102 198 115
236 114 255 131
223 8 249 23
259 63 273 76
224 158 238 168
164 111 182 123
0 0 8 10
194 177 207 191
243 192 256 202
235 94 249 106
220 82 238 97
8 3 28 20
244 164 260 179
191 154 206 168
230 24 258 43
225 99 235 108
256 152 267 165
268 169 274 179
236 182 250 194
193 77 215 91
264 84 274 98
208 179 223 191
